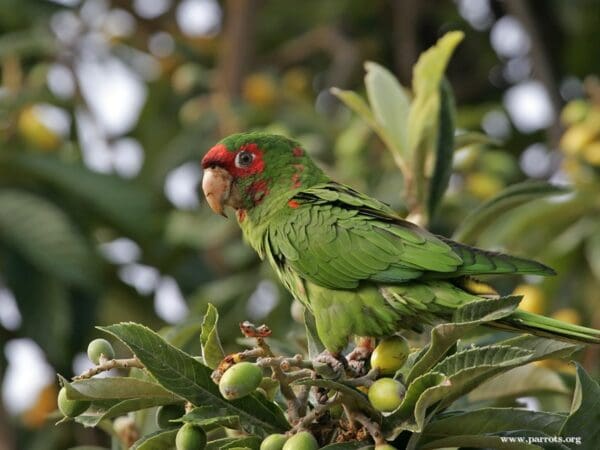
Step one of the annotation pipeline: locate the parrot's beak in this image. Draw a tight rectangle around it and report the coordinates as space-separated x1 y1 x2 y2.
202 166 232 217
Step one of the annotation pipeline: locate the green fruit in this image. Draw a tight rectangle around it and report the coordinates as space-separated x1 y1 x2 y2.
370 336 409 375
375 445 398 450
260 433 289 450
176 423 207 450
156 404 185 429
219 362 263 400
57 387 90 417
368 378 405 413
282 431 318 450
87 338 115 364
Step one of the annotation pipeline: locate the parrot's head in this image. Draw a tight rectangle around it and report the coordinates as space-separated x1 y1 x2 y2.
201 132 325 217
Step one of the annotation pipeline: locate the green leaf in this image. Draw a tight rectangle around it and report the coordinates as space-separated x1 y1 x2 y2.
131 428 177 450
500 335 582 362
76 398 180 428
468 364 569 402
452 181 569 244
0 189 101 288
200 303 225 369
4 153 158 238
431 345 532 378
364 61 410 157
560 363 600 449
419 408 566 448
179 406 240 430
407 31 463 211
330 88 406 172
418 435 541 450
206 436 261 450
59 376 177 401
100 322 289 435
427 78 455 219
406 296 521 382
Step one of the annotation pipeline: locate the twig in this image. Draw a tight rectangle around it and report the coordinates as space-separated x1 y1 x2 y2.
354 411 385 446
74 357 144 380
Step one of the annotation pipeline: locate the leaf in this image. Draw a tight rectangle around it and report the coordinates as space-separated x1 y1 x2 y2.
76 398 180 427
330 88 405 171
431 345 532 378
179 406 240 430
293 378 380 418
560 363 600 449
200 303 225 369
131 428 177 450
206 436 261 450
0 189 101 288
407 296 521 382
418 408 566 449
452 181 569 244
418 435 541 450
500 335 582 362
468 364 569 402
4 153 158 238
59 376 177 401
321 442 373 449
407 32 463 209
364 61 410 157
100 322 289 435
427 78 455 219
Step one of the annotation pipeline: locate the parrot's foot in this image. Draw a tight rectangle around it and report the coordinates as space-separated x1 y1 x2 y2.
314 350 347 379
346 337 376 376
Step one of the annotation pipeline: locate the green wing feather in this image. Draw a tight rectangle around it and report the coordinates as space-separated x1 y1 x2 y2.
268 182 552 291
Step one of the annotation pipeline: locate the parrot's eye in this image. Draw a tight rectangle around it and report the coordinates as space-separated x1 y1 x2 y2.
235 151 254 168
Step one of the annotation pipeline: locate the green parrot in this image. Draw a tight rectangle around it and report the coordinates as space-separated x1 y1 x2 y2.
201 132 600 353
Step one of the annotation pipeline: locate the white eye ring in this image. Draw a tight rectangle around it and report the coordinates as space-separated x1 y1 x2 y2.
235 151 254 168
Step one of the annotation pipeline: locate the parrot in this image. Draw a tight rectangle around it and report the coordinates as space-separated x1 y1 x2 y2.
201 132 600 354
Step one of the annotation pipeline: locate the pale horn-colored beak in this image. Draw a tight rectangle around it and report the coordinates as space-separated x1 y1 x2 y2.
202 166 232 217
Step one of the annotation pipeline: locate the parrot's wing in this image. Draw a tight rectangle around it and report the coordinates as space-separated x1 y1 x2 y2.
266 183 463 290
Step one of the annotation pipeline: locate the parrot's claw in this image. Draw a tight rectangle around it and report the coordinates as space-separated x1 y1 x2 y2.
314 351 347 379
346 337 375 376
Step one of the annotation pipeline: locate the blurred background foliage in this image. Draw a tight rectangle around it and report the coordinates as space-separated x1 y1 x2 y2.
0 0 598 449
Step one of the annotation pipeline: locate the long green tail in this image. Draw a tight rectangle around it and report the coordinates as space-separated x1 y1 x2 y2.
496 310 600 344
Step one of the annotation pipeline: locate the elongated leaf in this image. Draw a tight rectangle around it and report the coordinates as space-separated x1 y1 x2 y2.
407 296 521 382
419 408 566 449
206 436 261 450
468 364 569 402
131 428 177 450
330 88 405 171
427 78 455 219
560 363 600 449
432 346 532 377
179 406 240 430
500 335 582 362
0 189 101 288
200 303 225 369
60 376 176 401
364 61 410 157
100 323 289 435
5 153 158 238
453 181 569 244
76 398 180 427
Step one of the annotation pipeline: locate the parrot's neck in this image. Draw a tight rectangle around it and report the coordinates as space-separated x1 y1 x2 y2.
237 166 329 257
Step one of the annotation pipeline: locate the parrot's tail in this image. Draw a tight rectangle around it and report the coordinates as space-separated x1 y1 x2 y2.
494 310 600 344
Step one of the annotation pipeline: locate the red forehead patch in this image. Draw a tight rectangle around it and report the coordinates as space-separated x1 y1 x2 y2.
201 142 265 178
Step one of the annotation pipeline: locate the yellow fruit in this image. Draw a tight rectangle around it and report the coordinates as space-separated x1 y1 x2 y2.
465 173 504 200
17 105 61 151
582 141 600 166
560 99 589 125
368 378 405 412
560 123 597 155
370 336 409 375
243 74 277 108
513 284 545 314
551 308 581 325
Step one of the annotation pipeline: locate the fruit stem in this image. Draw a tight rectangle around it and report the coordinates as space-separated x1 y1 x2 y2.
73 357 144 380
